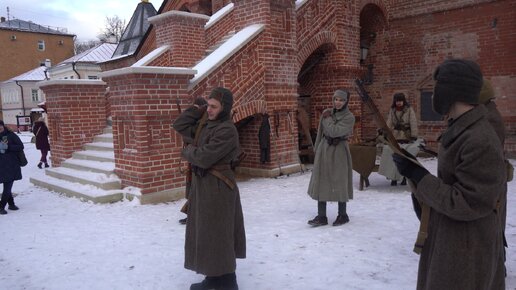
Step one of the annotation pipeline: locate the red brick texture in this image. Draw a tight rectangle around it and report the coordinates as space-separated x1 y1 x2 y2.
38 81 107 167
102 70 194 194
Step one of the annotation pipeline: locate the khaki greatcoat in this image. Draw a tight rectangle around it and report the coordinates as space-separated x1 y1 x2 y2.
415 105 506 290
173 107 246 276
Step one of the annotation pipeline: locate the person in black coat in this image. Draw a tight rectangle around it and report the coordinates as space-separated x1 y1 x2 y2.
33 117 50 168
0 120 24 215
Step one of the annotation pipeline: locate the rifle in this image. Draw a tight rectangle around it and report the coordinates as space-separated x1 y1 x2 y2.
354 78 430 255
418 144 438 157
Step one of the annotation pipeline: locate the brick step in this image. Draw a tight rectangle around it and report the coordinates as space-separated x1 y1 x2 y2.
45 167 121 190
61 159 115 175
30 175 124 204
94 133 113 143
84 142 114 152
72 150 115 162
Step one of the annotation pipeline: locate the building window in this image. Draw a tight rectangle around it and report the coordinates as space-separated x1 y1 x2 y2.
88 76 98 80
31 89 39 102
38 40 45 51
420 91 442 121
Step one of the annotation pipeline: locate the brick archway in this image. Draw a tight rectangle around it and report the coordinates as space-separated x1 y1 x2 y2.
359 0 388 18
232 100 267 123
297 31 338 69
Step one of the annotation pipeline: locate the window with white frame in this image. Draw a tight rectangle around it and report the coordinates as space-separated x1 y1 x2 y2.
31 89 39 102
38 40 45 51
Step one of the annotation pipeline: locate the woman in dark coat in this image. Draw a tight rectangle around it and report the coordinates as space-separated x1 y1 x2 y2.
173 87 246 290
0 120 24 215
33 117 50 168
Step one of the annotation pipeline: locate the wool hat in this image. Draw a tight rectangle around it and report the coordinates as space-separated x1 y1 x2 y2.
478 79 495 104
391 93 408 108
432 59 483 115
333 89 350 109
208 87 234 121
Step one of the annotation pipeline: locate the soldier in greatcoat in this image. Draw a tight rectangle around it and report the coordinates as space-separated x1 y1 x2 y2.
307 89 355 227
393 59 506 290
173 87 246 290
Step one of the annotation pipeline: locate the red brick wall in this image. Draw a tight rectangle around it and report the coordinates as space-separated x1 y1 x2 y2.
39 81 107 166
205 6 235 49
103 70 194 194
364 0 516 152
150 11 209 67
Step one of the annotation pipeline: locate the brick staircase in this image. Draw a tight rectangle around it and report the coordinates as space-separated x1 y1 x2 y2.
30 127 126 203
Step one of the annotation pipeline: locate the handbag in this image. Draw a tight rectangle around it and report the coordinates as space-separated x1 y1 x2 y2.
17 150 28 167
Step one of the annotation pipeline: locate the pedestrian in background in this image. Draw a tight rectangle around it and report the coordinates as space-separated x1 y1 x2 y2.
33 117 50 168
0 120 23 215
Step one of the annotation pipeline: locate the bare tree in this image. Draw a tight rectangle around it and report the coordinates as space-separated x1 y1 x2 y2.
74 39 101 55
97 15 126 43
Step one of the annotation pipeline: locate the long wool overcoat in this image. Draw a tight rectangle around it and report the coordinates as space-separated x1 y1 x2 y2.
386 106 418 140
414 105 506 290
0 129 24 183
173 107 246 277
308 108 355 202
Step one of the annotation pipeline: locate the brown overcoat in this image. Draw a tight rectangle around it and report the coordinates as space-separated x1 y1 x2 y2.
414 105 505 290
173 107 246 276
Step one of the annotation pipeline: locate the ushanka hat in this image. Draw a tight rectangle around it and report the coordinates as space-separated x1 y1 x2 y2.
432 59 483 115
208 87 234 121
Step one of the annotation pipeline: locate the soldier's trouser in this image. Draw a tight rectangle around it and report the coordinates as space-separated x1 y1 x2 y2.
318 201 347 216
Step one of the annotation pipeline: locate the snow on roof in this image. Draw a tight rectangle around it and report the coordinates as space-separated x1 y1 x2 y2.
131 45 169 67
296 0 309 10
190 24 265 88
58 43 117 65
0 19 73 36
205 3 234 29
3 66 47 83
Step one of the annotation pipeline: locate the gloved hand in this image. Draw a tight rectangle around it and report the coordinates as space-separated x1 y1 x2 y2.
322 110 332 118
392 153 429 183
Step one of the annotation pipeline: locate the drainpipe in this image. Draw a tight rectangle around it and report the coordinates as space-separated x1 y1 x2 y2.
15 81 26 116
72 61 81 79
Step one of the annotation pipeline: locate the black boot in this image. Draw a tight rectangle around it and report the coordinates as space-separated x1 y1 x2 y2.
400 177 407 185
333 214 350 226
0 208 6 215
37 162 42 169
308 215 328 227
190 276 218 290
179 217 187 225
218 273 238 290
390 180 397 186
8 197 18 210
44 163 50 168
0 199 7 215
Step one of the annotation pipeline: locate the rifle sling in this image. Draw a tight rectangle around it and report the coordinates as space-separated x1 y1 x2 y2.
208 168 236 190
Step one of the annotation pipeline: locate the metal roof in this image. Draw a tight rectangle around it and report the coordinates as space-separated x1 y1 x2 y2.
58 43 118 65
3 66 47 83
0 19 73 36
112 1 157 58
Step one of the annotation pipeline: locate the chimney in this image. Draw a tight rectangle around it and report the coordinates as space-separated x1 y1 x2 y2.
44 59 51 68
1 17 5 23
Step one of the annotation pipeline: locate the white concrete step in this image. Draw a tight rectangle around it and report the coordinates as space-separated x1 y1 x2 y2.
45 167 121 190
103 126 113 134
30 175 124 204
84 142 114 152
205 30 236 56
73 150 115 162
61 159 115 175
94 133 113 143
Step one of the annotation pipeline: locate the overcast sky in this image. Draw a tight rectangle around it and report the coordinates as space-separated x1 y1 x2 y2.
0 0 164 41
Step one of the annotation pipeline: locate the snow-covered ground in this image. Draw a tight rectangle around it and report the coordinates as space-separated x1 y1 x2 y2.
1 133 515 290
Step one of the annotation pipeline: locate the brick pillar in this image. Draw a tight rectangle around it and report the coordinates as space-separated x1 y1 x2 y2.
148 11 209 68
101 67 196 204
38 80 108 167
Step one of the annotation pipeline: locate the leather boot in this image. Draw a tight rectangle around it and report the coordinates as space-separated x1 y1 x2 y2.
400 177 407 185
44 163 50 168
8 197 18 210
308 215 328 227
190 276 218 290
37 162 42 169
390 180 397 186
332 214 350 226
218 273 238 290
179 217 187 225
0 198 7 215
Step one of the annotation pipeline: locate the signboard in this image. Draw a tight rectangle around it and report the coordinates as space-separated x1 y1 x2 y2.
16 115 32 126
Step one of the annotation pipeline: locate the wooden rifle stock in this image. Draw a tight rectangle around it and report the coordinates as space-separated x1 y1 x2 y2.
354 78 430 255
